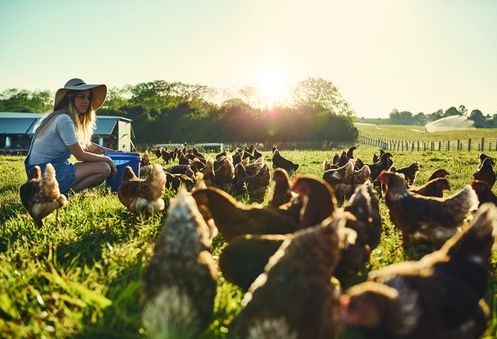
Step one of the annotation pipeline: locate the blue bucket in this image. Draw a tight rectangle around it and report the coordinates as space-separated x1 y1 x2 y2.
105 151 141 192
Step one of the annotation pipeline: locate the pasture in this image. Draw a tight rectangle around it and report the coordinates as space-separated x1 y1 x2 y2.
1 145 497 338
355 123 497 142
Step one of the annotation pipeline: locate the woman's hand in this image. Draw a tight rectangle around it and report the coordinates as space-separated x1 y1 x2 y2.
105 157 118 175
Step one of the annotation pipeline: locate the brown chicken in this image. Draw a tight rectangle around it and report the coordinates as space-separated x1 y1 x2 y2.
340 203 497 339
473 157 496 189
19 163 67 227
118 164 167 215
410 177 450 198
141 189 217 339
269 168 293 208
323 160 355 202
291 175 337 228
427 168 450 181
336 182 382 280
471 180 497 206
141 150 150 167
191 187 300 242
272 147 299 172
229 214 354 339
219 233 289 291
369 152 393 181
213 153 235 189
394 161 421 186
165 172 195 192
220 179 378 290
234 162 270 202
379 171 478 247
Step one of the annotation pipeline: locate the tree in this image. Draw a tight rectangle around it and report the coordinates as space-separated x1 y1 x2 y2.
0 89 52 112
469 109 485 127
291 78 355 117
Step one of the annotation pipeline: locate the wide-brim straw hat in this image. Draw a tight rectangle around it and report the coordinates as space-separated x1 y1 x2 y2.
54 78 107 110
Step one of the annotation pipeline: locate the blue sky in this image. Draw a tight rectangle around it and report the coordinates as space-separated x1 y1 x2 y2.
1 0 497 118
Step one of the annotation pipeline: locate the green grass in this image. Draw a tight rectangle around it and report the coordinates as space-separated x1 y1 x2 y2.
356 123 497 141
1 147 497 338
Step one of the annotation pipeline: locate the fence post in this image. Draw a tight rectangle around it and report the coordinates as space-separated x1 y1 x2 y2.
468 139 472 151
431 142 434 151
438 141 441 151
482 138 485 152
447 140 450 151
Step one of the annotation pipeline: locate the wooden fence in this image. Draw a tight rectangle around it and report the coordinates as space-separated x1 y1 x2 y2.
358 135 497 152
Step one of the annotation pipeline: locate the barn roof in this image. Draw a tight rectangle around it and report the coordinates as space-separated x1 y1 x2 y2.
0 112 132 135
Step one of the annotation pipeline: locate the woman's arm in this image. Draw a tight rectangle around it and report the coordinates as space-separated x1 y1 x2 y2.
68 143 117 174
86 142 115 155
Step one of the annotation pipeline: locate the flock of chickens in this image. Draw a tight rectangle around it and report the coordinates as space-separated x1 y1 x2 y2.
18 144 497 339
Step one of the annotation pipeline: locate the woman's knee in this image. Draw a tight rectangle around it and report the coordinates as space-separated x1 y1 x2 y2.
100 162 112 177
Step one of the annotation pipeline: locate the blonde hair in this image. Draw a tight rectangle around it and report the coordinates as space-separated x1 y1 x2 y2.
39 90 97 149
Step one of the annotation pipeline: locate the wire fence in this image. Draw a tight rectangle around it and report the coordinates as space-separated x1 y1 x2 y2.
358 135 497 152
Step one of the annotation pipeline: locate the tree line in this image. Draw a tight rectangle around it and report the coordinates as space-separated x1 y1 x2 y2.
0 78 358 144
359 105 497 127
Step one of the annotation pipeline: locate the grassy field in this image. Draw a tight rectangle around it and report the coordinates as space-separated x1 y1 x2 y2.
1 146 497 338
356 123 497 141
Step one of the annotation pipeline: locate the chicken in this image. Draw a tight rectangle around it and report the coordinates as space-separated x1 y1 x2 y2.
213 153 235 189
340 203 497 339
394 161 421 186
141 150 150 167
352 164 371 185
165 164 195 178
473 157 496 189
427 168 450 181
141 189 217 339
369 152 393 181
165 172 195 192
219 233 288 291
322 160 355 202
378 171 478 247
19 163 67 227
410 177 450 198
291 175 337 228
335 182 382 279
346 146 357 159
118 164 167 215
191 187 300 242
233 162 270 202
272 147 299 172
471 180 497 206
229 214 353 339
269 168 293 208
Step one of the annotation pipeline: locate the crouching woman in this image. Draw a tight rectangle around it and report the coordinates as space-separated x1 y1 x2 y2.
24 78 117 194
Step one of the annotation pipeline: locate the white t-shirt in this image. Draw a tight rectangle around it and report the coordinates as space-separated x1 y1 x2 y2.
28 113 79 165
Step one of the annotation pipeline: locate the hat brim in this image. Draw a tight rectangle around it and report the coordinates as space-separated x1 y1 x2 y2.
54 84 107 111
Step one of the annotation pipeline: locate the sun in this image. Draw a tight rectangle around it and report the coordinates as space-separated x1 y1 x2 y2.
255 71 289 108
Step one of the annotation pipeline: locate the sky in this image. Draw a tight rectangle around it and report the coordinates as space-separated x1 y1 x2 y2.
1 0 497 118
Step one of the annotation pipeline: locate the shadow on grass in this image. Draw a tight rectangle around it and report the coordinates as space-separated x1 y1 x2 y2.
0 202 25 224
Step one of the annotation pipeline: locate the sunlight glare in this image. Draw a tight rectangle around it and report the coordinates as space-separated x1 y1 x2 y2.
255 71 289 108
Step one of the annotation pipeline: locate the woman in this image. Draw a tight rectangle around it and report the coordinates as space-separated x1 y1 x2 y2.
24 78 117 194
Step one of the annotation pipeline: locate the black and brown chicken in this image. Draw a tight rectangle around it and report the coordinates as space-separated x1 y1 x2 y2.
471 180 497 206
393 161 421 186
335 182 382 279
410 177 450 198
229 214 354 339
269 168 293 208
473 156 496 189
118 164 167 215
141 189 217 339
233 161 270 202
272 146 299 172
378 171 478 247
191 187 300 242
340 203 497 339
19 163 67 227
